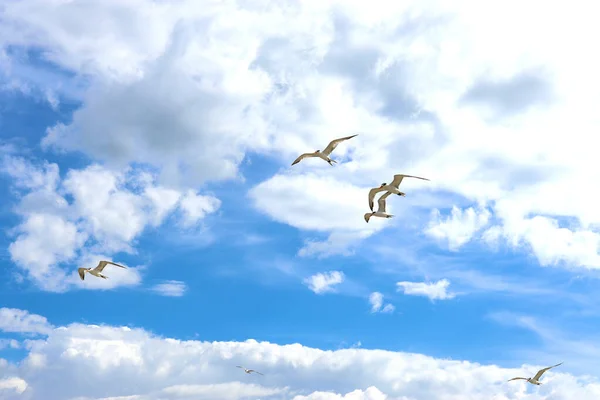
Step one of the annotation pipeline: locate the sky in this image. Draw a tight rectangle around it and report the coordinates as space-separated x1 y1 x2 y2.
0 0 599 399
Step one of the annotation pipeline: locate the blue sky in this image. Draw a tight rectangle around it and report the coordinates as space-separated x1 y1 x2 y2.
1 1 600 399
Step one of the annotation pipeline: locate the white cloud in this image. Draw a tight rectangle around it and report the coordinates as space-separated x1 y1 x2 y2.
0 155 219 292
368 292 395 314
0 339 20 350
304 271 345 294
425 206 491 251
0 308 53 335
1 0 600 268
151 281 187 297
1 308 600 400
0 377 27 395
396 279 456 301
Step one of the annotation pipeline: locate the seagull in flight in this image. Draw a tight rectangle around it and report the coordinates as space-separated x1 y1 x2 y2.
291 134 358 166
236 366 263 375
78 260 127 280
507 362 563 385
368 174 430 211
364 191 394 223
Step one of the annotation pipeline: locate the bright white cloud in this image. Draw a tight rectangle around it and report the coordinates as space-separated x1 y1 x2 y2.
0 377 28 396
0 155 219 292
368 292 395 314
425 206 491 251
0 308 53 335
151 280 188 297
304 271 345 294
2 0 599 266
396 279 456 301
1 308 600 400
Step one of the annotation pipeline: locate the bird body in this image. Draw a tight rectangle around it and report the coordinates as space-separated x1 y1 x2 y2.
236 366 263 375
291 134 358 166
368 174 430 211
78 260 127 281
508 362 563 385
364 192 394 222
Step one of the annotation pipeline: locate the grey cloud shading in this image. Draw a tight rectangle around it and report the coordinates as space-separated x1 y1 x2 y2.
461 70 554 117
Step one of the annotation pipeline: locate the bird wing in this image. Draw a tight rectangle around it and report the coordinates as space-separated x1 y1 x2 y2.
95 260 126 272
389 174 430 188
507 377 528 382
291 153 315 165
321 134 358 156
77 268 86 281
376 191 393 213
249 370 264 375
532 362 563 381
368 187 386 211
236 366 244 369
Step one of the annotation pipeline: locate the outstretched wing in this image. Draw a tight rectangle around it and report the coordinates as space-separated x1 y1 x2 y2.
291 153 315 166
95 260 126 272
368 187 386 211
507 377 528 382
389 174 430 188
321 134 358 156
533 362 563 381
236 366 244 369
376 191 393 213
77 268 86 281
249 370 264 376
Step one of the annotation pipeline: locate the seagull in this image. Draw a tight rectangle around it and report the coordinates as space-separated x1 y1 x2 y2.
507 362 563 385
236 366 264 375
291 134 358 166
78 260 127 280
364 192 394 223
368 174 430 211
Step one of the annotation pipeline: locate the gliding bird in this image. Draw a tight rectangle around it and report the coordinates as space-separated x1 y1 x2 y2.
78 260 127 281
236 366 264 375
364 192 394 223
291 134 358 166
507 362 563 385
368 174 430 211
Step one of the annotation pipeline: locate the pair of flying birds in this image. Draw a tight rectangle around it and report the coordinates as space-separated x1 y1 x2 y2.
291 134 430 222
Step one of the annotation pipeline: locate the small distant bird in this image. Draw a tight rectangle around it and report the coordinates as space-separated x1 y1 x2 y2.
507 362 563 385
368 174 430 211
364 191 394 223
236 366 263 375
291 134 358 166
78 260 127 280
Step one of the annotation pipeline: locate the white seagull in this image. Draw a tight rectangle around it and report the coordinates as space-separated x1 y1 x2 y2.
236 366 264 376
364 191 394 223
368 174 430 211
507 362 563 385
78 260 127 280
291 134 358 166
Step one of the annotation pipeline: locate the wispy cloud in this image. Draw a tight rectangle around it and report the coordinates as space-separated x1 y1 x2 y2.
151 280 187 297
396 279 456 301
488 311 600 375
369 292 395 314
304 271 345 294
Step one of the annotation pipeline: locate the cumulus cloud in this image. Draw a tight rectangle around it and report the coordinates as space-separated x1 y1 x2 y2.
2 0 599 266
0 308 53 335
396 279 456 301
368 292 395 314
151 281 188 297
304 271 345 294
0 155 220 292
1 308 600 400
425 206 492 251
